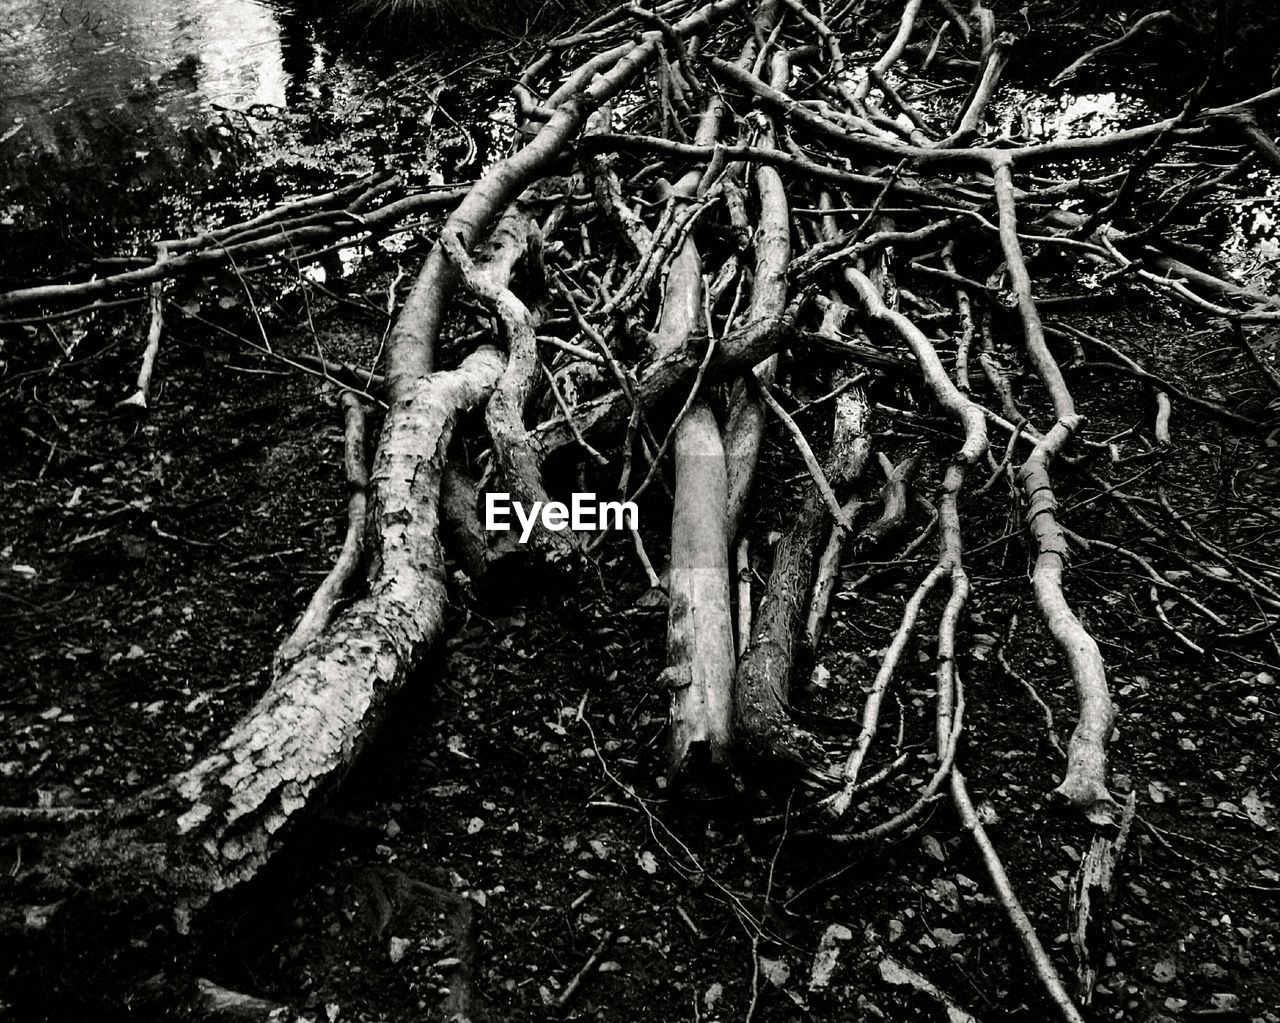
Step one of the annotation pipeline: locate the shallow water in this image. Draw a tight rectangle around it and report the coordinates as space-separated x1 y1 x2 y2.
1 1 1274 293
0 0 507 282
0 0 292 117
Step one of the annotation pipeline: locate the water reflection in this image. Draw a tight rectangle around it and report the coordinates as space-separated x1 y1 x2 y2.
995 87 1153 144
1 1 1273 296
896 76 1277 292
0 0 289 124
0 0 307 280
0 0 506 285
1217 170 1280 294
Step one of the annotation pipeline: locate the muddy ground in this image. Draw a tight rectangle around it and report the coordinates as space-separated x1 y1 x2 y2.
2 1 1280 1021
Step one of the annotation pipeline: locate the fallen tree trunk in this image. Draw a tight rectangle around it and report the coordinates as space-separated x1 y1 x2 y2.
656 106 736 778
733 253 873 765
733 399 870 765
664 401 736 777
27 346 505 929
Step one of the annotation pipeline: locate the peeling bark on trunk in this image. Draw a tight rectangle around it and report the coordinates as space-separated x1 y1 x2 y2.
656 193 735 778
1069 791 1136 1004
32 347 505 928
664 402 736 778
733 487 828 766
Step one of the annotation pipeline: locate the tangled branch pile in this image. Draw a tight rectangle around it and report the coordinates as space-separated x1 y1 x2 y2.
4 0 1280 1017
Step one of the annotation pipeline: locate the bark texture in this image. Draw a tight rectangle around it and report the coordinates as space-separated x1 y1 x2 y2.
656 158 736 777
664 402 736 776
36 348 505 927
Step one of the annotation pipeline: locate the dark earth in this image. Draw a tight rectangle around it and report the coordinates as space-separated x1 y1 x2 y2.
2 1 1280 1020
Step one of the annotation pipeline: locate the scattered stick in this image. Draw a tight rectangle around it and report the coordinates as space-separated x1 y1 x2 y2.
1050 11 1175 87
554 929 615 1010
736 536 752 657
997 614 1065 757
116 244 169 411
1230 322 1280 399
953 771 1088 1023
0 806 100 832
275 392 369 673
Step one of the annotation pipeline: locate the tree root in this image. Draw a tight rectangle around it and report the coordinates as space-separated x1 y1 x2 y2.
658 135 736 778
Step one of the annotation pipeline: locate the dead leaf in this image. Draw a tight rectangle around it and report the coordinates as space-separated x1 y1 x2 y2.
931 878 961 913
879 959 979 1023
758 956 790 987
1242 789 1271 829
970 633 998 661
932 927 964 948
809 924 853 990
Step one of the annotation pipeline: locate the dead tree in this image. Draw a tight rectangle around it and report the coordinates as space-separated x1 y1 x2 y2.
4 1 1279 1018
